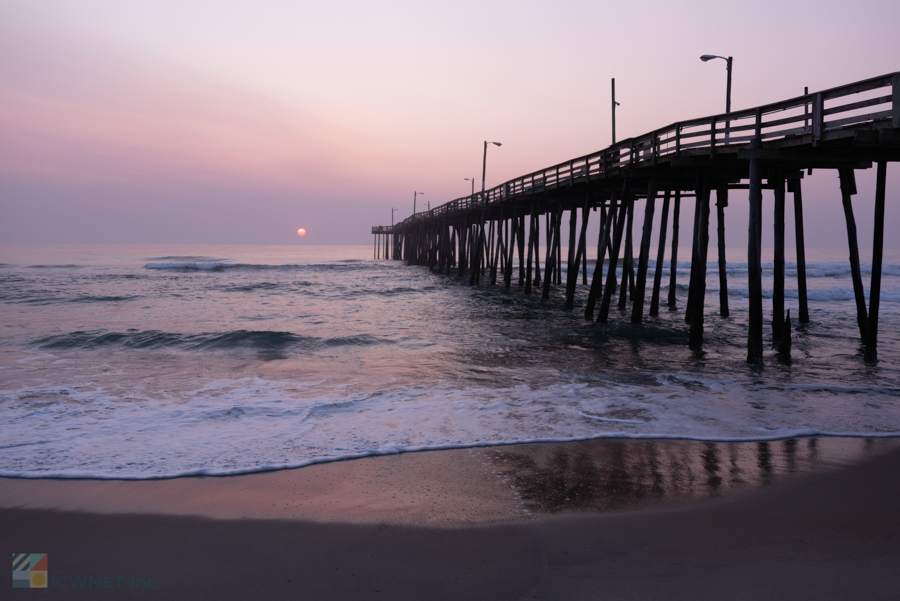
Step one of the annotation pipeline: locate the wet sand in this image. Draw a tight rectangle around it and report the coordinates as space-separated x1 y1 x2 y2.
3 437 900 599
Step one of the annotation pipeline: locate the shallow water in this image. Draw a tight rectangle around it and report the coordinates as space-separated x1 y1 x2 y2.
1 243 898 478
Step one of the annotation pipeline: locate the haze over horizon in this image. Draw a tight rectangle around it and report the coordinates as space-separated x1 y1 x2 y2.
1 0 898 248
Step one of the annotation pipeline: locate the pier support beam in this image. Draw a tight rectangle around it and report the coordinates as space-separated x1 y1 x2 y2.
457 219 468 278
566 206 577 301
533 212 541 287
566 195 591 308
586 196 615 320
504 211 518 289
716 187 729 318
543 212 554 287
650 190 670 317
747 143 764 364
790 178 810 323
543 208 562 299
518 214 526 286
866 161 887 359
668 192 681 308
686 189 702 323
839 168 868 341
772 177 786 342
525 207 535 294
599 179 632 323
619 200 636 309
689 172 711 350
632 179 658 323
581 205 589 286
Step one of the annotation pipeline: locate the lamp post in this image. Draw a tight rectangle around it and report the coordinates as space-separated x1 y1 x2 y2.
611 78 621 144
464 178 475 196
391 207 397 227
700 54 733 140
413 191 424 214
482 141 502 192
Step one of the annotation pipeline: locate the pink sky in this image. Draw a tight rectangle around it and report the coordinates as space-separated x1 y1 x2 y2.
1 0 898 246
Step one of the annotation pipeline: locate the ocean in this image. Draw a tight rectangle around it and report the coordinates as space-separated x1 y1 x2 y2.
2 243 899 479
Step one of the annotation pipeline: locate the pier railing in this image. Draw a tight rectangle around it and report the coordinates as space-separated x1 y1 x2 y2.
396 72 898 228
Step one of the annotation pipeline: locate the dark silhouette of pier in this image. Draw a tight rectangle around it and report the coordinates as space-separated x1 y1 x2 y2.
372 72 900 363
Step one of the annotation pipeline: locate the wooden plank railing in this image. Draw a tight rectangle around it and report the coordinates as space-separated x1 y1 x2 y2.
394 72 898 229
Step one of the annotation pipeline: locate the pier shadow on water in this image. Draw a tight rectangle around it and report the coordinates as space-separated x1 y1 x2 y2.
476 437 900 516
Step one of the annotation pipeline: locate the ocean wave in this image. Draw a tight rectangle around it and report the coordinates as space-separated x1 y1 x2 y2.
0 292 140 305
32 329 393 354
145 256 226 262
3 373 900 480
26 264 82 269
144 261 369 272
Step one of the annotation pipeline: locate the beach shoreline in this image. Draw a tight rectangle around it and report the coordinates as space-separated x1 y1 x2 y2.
3 436 897 525
4 437 900 599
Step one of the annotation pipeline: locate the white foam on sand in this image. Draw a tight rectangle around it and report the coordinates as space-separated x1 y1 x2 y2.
2 371 899 479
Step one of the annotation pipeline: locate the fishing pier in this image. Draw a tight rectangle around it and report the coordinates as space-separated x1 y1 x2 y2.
372 72 900 363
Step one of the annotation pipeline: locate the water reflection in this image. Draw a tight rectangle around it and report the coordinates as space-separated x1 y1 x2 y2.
479 437 900 515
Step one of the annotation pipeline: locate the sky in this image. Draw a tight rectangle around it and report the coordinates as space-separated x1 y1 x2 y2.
1 0 898 247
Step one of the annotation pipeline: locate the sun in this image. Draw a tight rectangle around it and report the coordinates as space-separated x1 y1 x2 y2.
297 228 306 236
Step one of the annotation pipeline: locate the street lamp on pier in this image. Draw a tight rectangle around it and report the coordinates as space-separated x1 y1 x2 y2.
464 178 475 196
700 54 733 140
482 141 502 192
413 191 424 214
611 78 620 144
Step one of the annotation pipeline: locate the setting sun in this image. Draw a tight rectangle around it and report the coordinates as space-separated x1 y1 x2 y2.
297 228 306 236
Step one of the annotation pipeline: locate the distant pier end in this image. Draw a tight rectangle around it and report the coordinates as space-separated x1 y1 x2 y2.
372 225 393 260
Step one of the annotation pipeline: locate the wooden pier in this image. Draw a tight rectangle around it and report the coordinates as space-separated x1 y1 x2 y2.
373 72 900 362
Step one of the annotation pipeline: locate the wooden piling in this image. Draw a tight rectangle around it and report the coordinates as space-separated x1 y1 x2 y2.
716 187 729 317
631 179 658 323
556 211 563 286
457 219 468 278
668 192 681 308
685 190 702 323
650 190 670 317
566 196 591 308
747 141 764 364
619 199 635 309
487 218 496 279
525 207 535 294
565 204 577 302
533 212 542 287
504 210 518 289
491 211 503 284
866 161 887 357
581 205 589 286
543 207 561 300
838 167 868 340
599 179 632 323
543 211 554 286
772 177 786 341
689 172 711 350
790 178 810 323
779 310 792 356
585 196 614 320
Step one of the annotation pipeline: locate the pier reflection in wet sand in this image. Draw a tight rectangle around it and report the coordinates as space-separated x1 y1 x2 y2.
476 437 900 515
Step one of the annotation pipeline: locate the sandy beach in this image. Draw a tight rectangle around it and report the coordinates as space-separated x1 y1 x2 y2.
3 437 900 599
